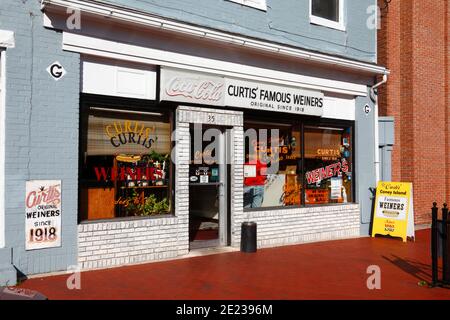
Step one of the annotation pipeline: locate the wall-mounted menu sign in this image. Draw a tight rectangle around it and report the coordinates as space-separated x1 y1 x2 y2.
160 67 324 117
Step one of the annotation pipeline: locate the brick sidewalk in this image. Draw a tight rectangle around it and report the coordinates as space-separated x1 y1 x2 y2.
18 229 450 300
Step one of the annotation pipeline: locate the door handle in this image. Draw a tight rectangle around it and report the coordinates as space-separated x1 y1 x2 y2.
216 182 224 196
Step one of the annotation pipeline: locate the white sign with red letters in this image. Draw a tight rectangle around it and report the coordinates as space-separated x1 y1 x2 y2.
25 180 62 250
160 67 324 117
160 67 225 106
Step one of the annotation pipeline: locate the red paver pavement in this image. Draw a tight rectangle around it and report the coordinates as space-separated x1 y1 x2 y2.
18 229 450 300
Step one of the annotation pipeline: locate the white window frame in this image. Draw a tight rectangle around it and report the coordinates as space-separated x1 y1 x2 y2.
0 30 13 249
310 0 346 31
227 0 267 11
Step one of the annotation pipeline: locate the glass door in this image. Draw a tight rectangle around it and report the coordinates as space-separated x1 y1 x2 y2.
188 124 228 249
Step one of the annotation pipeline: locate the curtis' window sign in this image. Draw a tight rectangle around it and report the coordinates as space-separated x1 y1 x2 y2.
104 120 156 149
304 127 353 205
160 67 324 117
80 106 172 221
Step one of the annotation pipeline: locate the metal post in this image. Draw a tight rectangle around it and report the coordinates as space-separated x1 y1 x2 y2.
431 202 439 286
442 203 448 283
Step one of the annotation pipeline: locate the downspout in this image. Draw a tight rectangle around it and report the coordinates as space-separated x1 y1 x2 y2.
370 73 388 183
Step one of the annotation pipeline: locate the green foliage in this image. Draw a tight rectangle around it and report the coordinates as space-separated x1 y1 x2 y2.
152 197 169 214
142 151 169 164
125 192 169 217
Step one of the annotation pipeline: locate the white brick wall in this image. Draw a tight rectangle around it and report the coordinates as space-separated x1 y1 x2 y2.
78 105 361 270
233 204 361 248
77 217 186 270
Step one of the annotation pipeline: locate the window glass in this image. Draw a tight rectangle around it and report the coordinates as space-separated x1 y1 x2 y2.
304 126 352 205
243 121 302 209
80 106 172 221
312 0 340 22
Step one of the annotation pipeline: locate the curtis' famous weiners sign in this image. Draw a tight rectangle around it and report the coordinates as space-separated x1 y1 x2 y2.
160 67 324 117
25 180 62 250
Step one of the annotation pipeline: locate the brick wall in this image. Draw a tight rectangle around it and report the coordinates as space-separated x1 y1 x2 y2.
78 218 184 269
234 205 360 248
0 0 79 283
377 0 449 224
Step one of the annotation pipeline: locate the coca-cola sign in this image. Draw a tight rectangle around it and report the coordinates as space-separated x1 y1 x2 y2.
160 68 225 106
160 67 323 117
166 77 223 102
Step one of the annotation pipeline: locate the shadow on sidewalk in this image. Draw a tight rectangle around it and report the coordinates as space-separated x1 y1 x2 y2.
382 255 434 283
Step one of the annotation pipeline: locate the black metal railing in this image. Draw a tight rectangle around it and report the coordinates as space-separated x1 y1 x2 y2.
431 202 450 287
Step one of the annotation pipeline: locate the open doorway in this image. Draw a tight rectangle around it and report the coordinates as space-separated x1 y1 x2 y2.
188 124 230 250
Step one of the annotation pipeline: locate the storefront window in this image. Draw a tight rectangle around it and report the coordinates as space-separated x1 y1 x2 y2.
243 121 302 209
79 105 172 221
304 126 353 205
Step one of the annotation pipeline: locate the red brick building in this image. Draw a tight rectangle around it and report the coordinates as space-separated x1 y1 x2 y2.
377 0 449 225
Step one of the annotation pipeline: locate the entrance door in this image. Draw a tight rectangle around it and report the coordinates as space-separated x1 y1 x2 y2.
189 124 229 249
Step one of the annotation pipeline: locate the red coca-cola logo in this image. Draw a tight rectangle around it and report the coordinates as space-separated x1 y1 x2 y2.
165 77 223 102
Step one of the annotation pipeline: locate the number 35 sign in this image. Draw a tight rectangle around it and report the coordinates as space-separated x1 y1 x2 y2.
25 180 62 250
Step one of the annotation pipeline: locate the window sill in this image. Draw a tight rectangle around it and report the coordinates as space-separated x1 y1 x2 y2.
79 213 176 225
310 16 346 32
244 202 358 212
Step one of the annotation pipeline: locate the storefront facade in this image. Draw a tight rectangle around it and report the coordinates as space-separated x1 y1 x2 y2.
0 0 388 285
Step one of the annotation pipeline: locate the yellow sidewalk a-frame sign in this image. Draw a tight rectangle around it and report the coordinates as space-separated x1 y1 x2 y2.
371 181 415 242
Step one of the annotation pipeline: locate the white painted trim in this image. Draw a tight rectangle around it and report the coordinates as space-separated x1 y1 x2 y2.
41 0 388 75
322 94 355 121
63 32 368 96
0 30 15 48
81 56 157 99
227 0 267 11
0 50 5 248
310 0 346 31
374 100 380 183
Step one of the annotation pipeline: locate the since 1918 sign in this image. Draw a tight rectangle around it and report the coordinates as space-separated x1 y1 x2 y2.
25 180 62 250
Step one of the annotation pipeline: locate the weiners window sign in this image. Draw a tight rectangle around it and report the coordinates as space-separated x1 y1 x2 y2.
160 67 324 117
305 160 349 184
